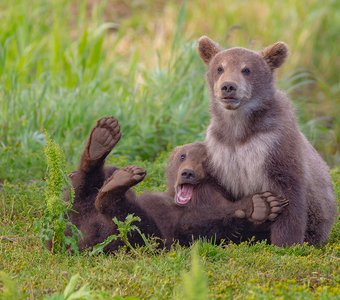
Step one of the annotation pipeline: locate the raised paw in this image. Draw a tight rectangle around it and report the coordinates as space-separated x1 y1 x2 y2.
86 116 121 161
250 192 289 223
100 166 146 194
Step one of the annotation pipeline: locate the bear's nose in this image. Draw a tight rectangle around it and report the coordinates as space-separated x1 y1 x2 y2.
221 82 237 94
181 169 196 180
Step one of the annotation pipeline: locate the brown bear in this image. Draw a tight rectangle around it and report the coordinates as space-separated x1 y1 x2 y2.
197 36 337 246
68 117 288 251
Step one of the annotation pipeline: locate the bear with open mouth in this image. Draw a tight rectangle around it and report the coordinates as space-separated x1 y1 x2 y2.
67 117 288 251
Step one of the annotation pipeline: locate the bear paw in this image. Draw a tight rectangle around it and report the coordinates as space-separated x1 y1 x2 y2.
249 192 289 223
100 166 146 193
86 116 121 161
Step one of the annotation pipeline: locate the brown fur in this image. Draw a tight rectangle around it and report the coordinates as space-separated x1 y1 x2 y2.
130 143 287 247
68 117 288 251
198 36 337 246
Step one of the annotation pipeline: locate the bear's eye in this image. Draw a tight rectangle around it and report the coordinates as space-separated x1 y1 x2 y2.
179 154 186 161
217 66 224 74
241 67 250 75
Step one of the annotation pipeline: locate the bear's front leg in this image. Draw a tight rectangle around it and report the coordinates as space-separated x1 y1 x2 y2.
269 190 307 246
95 166 146 216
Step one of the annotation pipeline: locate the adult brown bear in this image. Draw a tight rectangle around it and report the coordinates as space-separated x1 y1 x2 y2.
197 36 337 246
67 117 288 251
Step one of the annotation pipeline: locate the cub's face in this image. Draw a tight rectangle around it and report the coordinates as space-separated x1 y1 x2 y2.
166 143 207 206
198 36 288 110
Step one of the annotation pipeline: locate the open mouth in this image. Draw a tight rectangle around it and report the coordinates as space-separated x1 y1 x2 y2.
175 184 194 205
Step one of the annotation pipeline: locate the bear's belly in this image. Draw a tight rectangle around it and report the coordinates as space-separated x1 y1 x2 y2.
207 134 274 198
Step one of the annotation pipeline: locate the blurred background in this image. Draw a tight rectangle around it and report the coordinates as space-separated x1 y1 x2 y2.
0 0 339 182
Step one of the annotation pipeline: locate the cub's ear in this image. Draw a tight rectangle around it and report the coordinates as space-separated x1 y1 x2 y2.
197 36 222 65
260 42 288 71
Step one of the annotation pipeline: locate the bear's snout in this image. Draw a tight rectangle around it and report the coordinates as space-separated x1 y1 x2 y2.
221 81 237 98
181 169 196 181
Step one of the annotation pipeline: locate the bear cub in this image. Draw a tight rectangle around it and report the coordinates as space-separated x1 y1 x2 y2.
68 117 288 251
198 36 337 246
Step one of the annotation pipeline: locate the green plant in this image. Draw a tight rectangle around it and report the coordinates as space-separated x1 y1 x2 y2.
90 214 158 256
328 167 340 243
174 244 209 300
38 134 79 253
113 214 145 255
0 271 26 300
44 274 91 300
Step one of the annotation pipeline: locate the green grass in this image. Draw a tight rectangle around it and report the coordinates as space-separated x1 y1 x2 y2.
1 162 339 299
0 0 339 299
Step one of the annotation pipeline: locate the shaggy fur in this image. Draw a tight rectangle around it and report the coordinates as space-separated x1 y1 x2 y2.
198 36 337 246
68 117 288 251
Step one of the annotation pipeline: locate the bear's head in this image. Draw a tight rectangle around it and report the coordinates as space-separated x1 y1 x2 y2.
166 142 208 206
198 36 288 111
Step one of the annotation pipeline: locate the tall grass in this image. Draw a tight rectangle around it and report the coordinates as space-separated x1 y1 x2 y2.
0 0 209 181
0 0 339 182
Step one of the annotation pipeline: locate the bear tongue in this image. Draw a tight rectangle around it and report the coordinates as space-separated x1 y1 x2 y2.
176 184 194 205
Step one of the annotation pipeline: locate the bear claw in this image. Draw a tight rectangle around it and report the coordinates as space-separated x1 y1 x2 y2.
250 192 288 223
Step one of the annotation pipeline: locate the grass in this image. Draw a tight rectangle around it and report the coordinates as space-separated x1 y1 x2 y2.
0 0 339 299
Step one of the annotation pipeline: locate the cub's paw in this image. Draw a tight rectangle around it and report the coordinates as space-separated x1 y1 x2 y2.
249 192 289 223
86 116 121 161
100 166 146 193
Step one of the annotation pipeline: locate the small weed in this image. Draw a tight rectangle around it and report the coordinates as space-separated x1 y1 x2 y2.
112 214 145 255
0 271 26 300
90 214 159 256
37 134 80 254
44 274 91 300
174 244 209 300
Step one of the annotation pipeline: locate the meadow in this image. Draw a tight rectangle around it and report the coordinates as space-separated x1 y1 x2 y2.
0 0 339 299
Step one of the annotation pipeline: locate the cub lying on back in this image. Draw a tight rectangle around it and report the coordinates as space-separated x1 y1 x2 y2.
68 117 288 251
197 36 337 246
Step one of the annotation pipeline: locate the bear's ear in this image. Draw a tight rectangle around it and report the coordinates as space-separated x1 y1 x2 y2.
198 36 222 65
260 42 288 71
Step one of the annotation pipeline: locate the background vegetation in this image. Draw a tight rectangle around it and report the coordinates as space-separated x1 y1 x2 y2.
0 0 339 299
